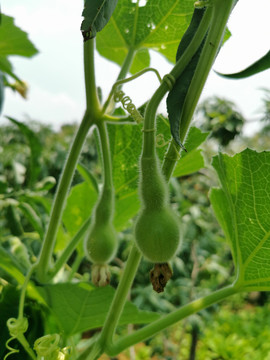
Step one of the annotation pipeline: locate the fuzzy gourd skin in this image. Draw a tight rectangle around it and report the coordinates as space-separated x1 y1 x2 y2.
135 157 181 263
84 187 118 264
85 221 117 264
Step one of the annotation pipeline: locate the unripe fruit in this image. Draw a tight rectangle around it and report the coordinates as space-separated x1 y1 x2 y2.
84 185 118 265
135 155 181 263
135 207 180 263
84 221 117 264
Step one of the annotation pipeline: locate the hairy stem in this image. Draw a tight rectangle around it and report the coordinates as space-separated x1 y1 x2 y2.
99 244 142 351
36 39 99 282
107 285 238 356
179 0 236 138
142 7 212 158
96 121 113 191
84 39 100 114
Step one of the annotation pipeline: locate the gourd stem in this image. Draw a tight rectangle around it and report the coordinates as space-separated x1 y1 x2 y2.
179 0 236 139
162 0 235 180
107 284 239 356
142 6 212 158
36 39 99 282
84 39 100 115
99 244 142 351
96 121 113 191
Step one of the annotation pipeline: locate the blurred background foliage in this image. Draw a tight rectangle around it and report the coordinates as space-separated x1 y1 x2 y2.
1 92 270 359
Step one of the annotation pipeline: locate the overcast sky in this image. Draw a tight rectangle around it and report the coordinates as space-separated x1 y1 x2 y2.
2 0 270 134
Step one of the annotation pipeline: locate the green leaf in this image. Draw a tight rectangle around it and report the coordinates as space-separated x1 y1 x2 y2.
210 149 270 291
81 0 118 40
130 48 150 74
108 119 208 230
217 50 270 79
96 0 195 74
0 71 3 114
108 122 142 230
62 181 98 237
0 245 25 284
18 202 44 238
6 117 42 188
173 127 209 177
0 14 38 57
77 162 99 194
38 282 160 336
0 56 20 81
166 8 206 147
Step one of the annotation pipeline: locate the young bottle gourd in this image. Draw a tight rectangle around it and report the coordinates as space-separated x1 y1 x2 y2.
84 187 117 264
84 187 118 286
134 156 181 263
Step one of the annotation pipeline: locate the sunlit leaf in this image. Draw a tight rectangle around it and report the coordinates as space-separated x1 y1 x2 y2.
0 14 38 57
96 0 195 73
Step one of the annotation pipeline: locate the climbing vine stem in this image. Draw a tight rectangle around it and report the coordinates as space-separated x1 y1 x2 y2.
107 284 239 356
36 39 99 282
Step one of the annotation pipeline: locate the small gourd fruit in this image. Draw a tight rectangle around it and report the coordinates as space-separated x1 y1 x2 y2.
134 157 181 263
84 188 118 265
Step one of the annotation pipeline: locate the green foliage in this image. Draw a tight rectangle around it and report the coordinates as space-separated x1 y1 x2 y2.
0 14 38 84
211 149 270 290
96 0 195 73
38 282 160 336
217 49 270 79
2 1 270 359
6 117 43 188
81 0 118 40
167 8 206 147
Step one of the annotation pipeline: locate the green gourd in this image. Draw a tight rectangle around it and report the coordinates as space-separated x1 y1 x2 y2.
134 157 181 263
84 187 118 265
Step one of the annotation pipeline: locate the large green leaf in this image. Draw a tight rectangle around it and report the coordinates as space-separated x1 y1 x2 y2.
81 0 118 39
210 149 270 291
96 0 194 73
38 282 160 336
0 15 38 57
217 50 270 79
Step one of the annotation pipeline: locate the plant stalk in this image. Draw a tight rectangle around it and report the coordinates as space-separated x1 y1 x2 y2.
99 244 142 351
36 39 99 282
179 0 236 139
107 285 238 356
142 7 212 158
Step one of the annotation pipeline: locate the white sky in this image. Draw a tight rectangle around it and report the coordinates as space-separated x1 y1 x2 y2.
1 0 270 135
